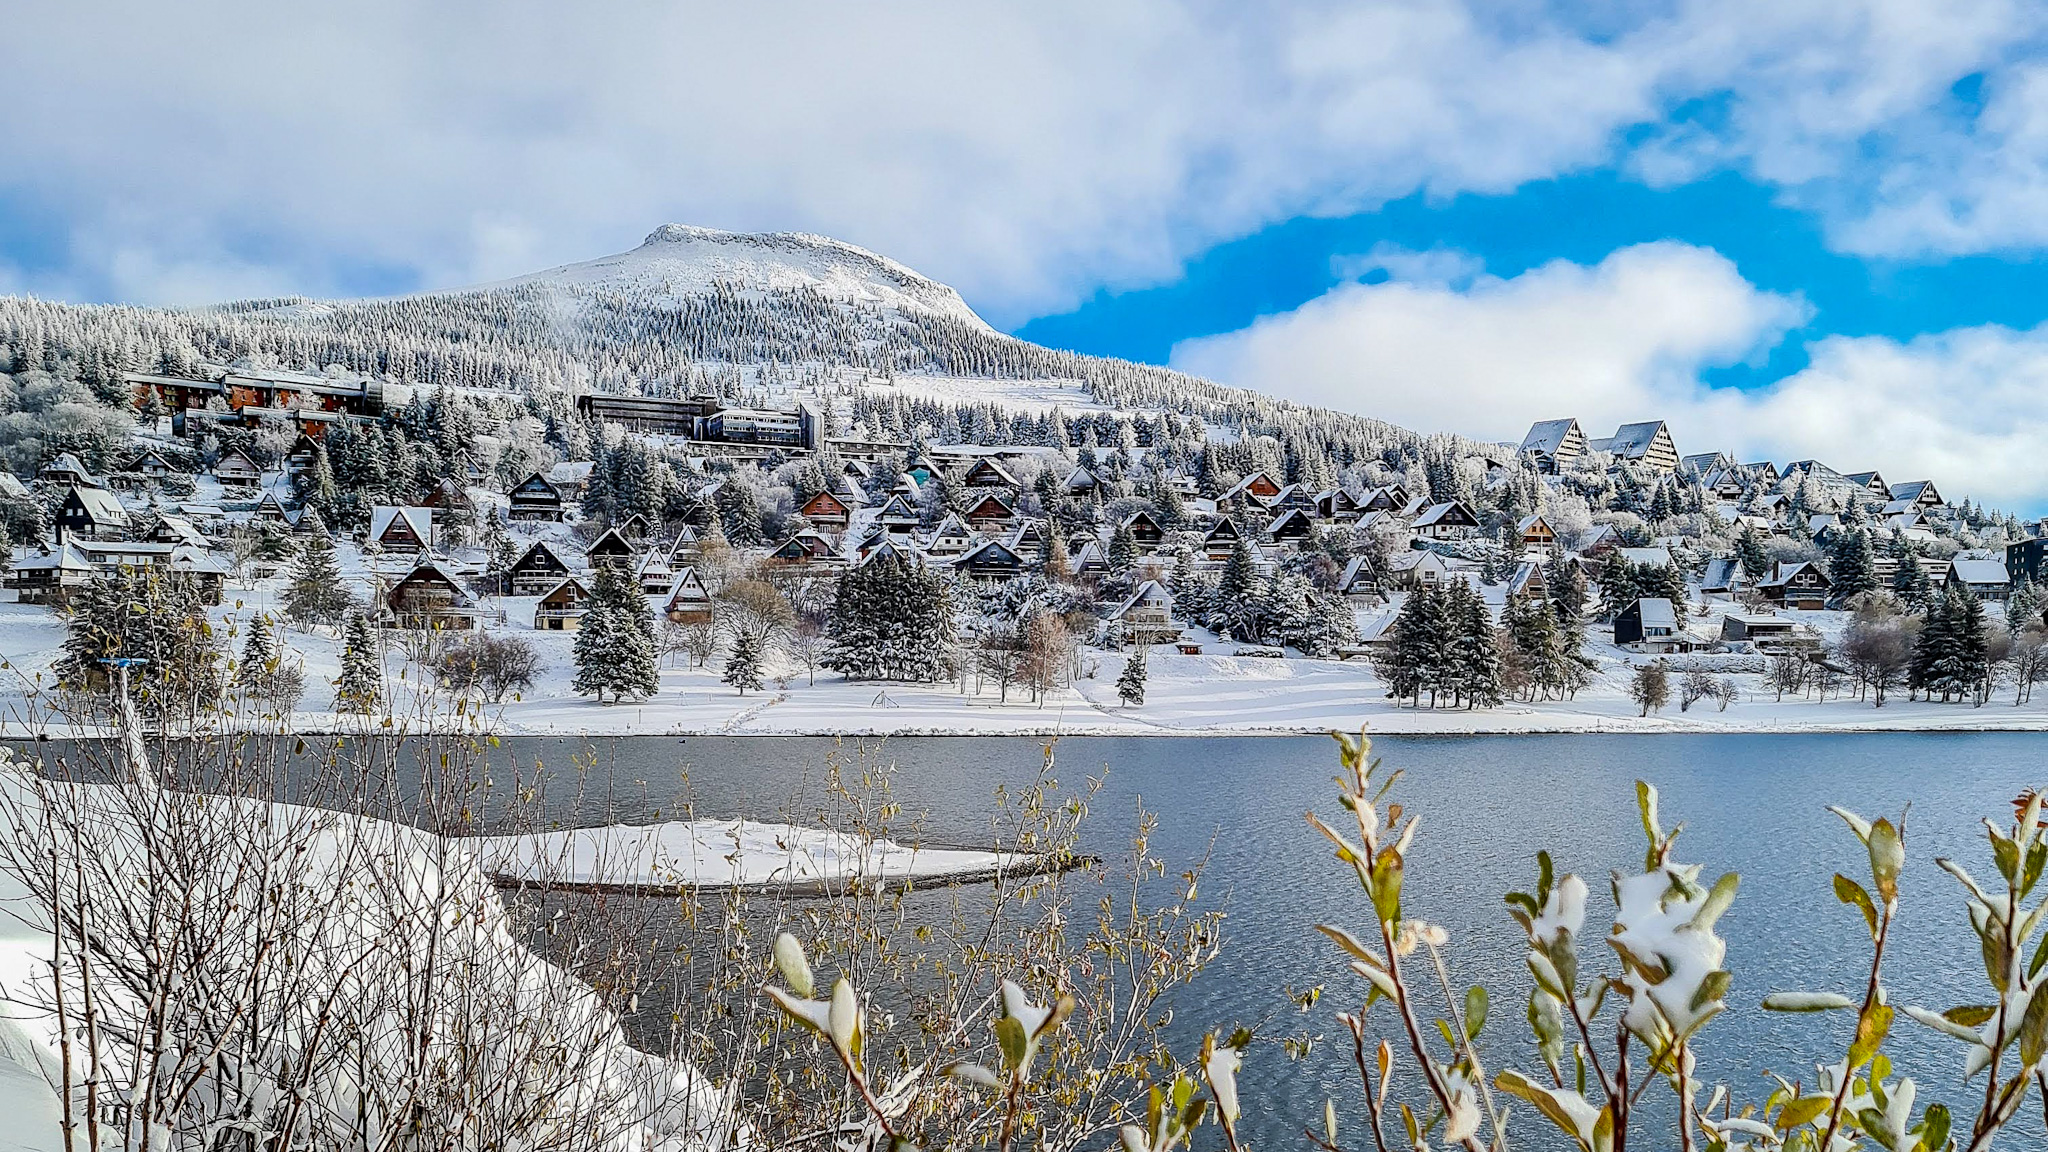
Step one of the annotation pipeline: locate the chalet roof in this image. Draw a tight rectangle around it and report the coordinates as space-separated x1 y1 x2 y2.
1069 540 1107 572
1949 558 2011 587
1519 419 1582 456
928 512 971 539
539 576 591 604
152 514 207 546
511 470 561 496
1603 421 1671 459
1220 471 1282 502
1388 550 1446 573
584 526 635 556
1679 452 1732 476
1338 555 1377 589
369 506 431 543
1410 501 1476 528
1506 561 1546 598
965 491 1016 514
12 544 92 573
964 458 1019 486
1632 598 1679 630
125 449 175 471
1065 466 1098 491
1701 557 1747 590
168 546 228 575
42 452 100 484
664 568 710 601
1265 508 1314 534
1880 499 1917 517
859 538 920 567
1204 517 1241 541
800 489 851 515
1759 560 1829 589
389 561 475 605
636 550 674 577
1516 514 1550 534
1842 471 1886 488
1120 509 1164 531
1889 480 1941 503
954 538 1022 568
876 494 918 519
68 485 130 525
213 447 260 474
0 473 25 499
511 541 568 571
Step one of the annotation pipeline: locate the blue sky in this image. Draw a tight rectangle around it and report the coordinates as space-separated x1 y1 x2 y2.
7 1 2048 507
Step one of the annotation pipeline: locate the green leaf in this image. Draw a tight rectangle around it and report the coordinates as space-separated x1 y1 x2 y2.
1835 874 1879 938
1917 1102 1949 1152
1465 986 1488 1040
773 932 815 999
1637 781 1662 867
1692 970 1732 1012
1868 818 1905 903
1992 828 2021 887
1692 872 1740 932
2025 842 2047 898
1942 1004 1998 1027
1370 849 1404 926
1848 1004 1893 1070
1775 1096 1831 1131
2020 979 2048 1066
995 1016 1028 1074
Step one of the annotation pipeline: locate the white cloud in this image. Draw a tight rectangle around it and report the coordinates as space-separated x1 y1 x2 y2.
5 1 2045 315
1173 242 2048 510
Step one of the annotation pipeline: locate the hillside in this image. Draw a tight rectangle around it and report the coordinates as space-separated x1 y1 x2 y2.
0 224 1432 463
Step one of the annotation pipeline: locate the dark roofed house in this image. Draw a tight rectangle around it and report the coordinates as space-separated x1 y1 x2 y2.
1889 480 1944 508
507 541 572 596
964 492 1017 531
1203 517 1242 560
1757 560 1832 611
1519 418 1586 471
508 472 565 522
1614 597 1694 653
1221 470 1284 505
1679 451 1732 478
384 562 479 630
583 527 638 571
1411 500 1481 540
54 485 131 544
124 449 178 479
1590 421 1679 473
953 537 1025 580
1266 508 1316 544
1359 485 1410 513
1842 471 1890 499
875 493 920 529
962 458 1018 489
1121 510 1166 547
211 447 262 487
1337 555 1381 598
1517 514 1556 550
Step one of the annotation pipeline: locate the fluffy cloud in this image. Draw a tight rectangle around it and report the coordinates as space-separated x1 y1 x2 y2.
4 1 2045 314
1173 242 2048 510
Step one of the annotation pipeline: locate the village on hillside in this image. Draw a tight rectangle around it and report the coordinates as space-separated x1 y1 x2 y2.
0 358 2043 733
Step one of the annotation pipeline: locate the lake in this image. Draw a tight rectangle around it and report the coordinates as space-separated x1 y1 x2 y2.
18 731 2043 1144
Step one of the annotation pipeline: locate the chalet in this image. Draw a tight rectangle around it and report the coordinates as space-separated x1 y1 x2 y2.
636 550 676 595
1111 580 1181 648
1701 467 1748 503
1679 452 1732 478
1065 466 1099 494
1506 560 1548 605
854 528 904 561
39 453 100 488
923 513 974 557
367 506 433 554
253 491 293 524
875 493 920 530
1699 556 1756 597
507 541 573 596
149 514 207 548
962 459 1019 489
0 473 27 501
1580 524 1623 556
1519 419 1587 472
1337 555 1381 598
54 486 131 543
964 492 1017 531
1268 484 1317 513
1889 480 1944 508
663 568 713 625
583 527 638 571
534 577 591 631
211 447 263 487
1121 510 1166 547
422 478 473 515
124 449 178 479
667 525 701 564
1743 462 1781 486
166 546 229 605
860 538 921 568
1359 485 1411 514
798 489 853 530
547 461 595 498
1842 471 1890 500
1008 519 1050 563
1516 514 1556 551
1266 508 1316 544
1720 613 1800 651
1614 598 1694 653
1068 540 1109 578
285 434 321 476
384 562 479 630
1203 517 1243 561
1221 470 1284 506
1757 560 1831 611
6 545 94 605
953 538 1025 580
766 529 843 567
1315 488 1363 522
616 512 650 542
1410 500 1480 540
507 472 566 522
1386 549 1449 590
1589 421 1679 473
1947 558 2012 602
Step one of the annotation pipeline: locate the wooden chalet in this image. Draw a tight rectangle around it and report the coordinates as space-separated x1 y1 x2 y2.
953 538 1025 580
636 550 675 595
507 472 566 522
253 491 293 524
212 447 263 487
1266 508 1315 544
1889 480 1944 508
1268 484 1317 513
1121 510 1166 547
1358 485 1411 514
1337 555 1381 598
1947 558 2012 602
1386 549 1450 590
766 529 843 567
1679 452 1732 478
1007 519 1050 563
923 513 974 557
1221 470 1283 506
534 577 591 631
384 562 479 630
54 485 131 543
507 541 572 596
1410 500 1480 540
962 458 1019 489
422 478 473 514
1757 560 1831 611
1065 466 1099 494
663 567 714 625
39 453 100 488
1068 540 1109 577
1506 560 1548 605
798 489 853 530
667 525 701 564
1613 598 1695 654
6 545 94 605
875 493 920 530
1203 517 1243 561
368 506 433 554
963 492 1017 531
584 527 638 571
1517 514 1557 550
149 514 207 548
1315 488 1363 522
547 461 595 498
123 449 178 479
285 434 322 477
616 512 650 542
1111 580 1181 648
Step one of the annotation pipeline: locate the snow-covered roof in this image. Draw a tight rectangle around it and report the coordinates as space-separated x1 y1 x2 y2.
1519 419 1580 456
1949 558 2011 586
1604 421 1669 459
1633 598 1678 630
369 506 431 543
1410 501 1471 528
1113 579 1173 618
68 485 130 524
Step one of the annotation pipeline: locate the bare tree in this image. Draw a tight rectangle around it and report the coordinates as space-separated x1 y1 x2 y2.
787 616 829 686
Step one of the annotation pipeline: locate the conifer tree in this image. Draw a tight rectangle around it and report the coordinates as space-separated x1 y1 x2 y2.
1598 559 1643 622
1108 524 1138 574
335 612 383 713
572 605 623 703
1826 527 1878 605
1215 536 1263 640
578 566 661 702
723 632 763 696
1735 523 1771 583
824 554 954 681
1449 580 1504 708
1116 650 1146 706
236 616 276 692
2007 580 2044 635
283 532 353 626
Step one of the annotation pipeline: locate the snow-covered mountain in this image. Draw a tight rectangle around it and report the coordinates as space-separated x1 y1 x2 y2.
475 224 991 330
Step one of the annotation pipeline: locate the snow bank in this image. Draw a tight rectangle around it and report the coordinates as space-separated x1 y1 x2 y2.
471 818 1041 893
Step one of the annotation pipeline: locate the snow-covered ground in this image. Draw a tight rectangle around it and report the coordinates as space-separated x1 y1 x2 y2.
472 818 1041 892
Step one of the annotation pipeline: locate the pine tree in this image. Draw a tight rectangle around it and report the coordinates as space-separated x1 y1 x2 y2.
723 632 763 696
335 612 383 713
1108 524 1138 573
583 566 660 701
1450 580 1504 708
1598 559 1642 621
1116 650 1146 706
1736 523 1771 584
2007 580 2045 635
1826 528 1878 606
283 532 353 625
1215 536 1263 640
236 616 276 692
824 555 955 682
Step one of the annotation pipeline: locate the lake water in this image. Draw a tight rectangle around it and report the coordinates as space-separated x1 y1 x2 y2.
20 731 2045 1144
